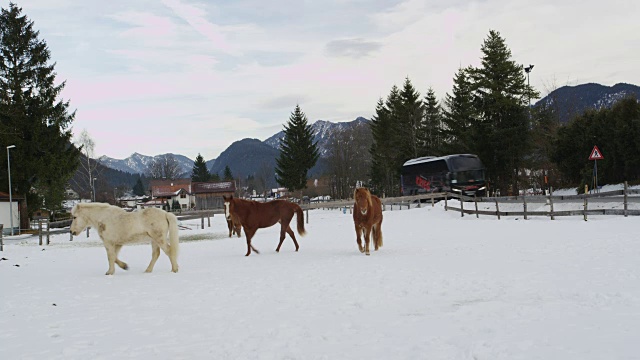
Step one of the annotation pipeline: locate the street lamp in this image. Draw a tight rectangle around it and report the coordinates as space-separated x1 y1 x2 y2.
6 145 16 236
524 64 534 108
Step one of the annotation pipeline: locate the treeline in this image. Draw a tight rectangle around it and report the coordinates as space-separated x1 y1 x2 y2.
552 97 640 190
362 30 640 197
368 30 538 196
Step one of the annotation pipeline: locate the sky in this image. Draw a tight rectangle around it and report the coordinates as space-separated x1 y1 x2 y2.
16 0 640 161
2 194 640 359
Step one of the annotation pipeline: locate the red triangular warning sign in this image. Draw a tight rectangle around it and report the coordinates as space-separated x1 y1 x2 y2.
589 145 604 160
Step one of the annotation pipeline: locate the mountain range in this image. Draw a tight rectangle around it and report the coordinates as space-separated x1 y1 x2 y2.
94 83 639 189
536 82 640 123
97 117 369 186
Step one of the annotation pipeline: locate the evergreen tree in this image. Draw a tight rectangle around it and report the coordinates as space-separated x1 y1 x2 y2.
442 67 476 154
211 172 221 182
398 77 424 160
275 104 320 193
370 88 402 196
421 87 444 155
468 30 539 195
132 177 146 196
191 153 211 182
0 4 80 222
223 165 233 181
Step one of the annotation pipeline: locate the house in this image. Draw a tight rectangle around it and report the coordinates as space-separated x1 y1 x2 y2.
137 198 167 210
149 179 194 211
0 191 24 234
192 181 236 210
117 195 150 210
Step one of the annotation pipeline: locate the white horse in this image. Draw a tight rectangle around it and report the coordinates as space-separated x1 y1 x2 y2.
70 203 179 275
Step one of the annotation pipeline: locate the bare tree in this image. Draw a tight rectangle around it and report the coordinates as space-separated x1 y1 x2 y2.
73 129 101 200
255 161 274 197
146 154 181 179
327 123 373 199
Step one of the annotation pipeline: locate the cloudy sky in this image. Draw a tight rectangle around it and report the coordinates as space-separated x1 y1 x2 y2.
18 0 640 161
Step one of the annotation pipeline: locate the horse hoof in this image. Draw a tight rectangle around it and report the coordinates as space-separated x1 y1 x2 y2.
105 272 114 275
365 253 370 256
122 264 129 270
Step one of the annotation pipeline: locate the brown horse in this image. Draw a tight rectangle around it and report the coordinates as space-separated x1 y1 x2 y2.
223 195 306 256
226 212 242 238
353 187 383 255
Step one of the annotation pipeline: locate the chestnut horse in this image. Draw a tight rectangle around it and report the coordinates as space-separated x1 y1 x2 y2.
353 187 383 255
223 195 306 256
226 213 242 238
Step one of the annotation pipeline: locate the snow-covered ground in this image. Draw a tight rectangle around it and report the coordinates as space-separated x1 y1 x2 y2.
1 200 640 359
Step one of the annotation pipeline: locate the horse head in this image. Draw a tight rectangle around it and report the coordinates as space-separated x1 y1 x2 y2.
354 187 373 216
69 204 89 236
222 195 234 220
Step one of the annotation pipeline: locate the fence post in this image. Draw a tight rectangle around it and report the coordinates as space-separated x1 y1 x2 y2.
208 213 211 227
549 195 555 220
624 181 628 217
523 195 528 220
444 194 448 211
39 220 43 246
306 208 309 224
460 197 464 217
431 196 435 207
495 200 501 220
0 224 3 251
201 214 205 229
70 229 73 241
46 220 50 245
584 185 588 221
86 227 90 238
474 194 479 218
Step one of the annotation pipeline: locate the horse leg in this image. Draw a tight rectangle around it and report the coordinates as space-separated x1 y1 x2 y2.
355 224 364 253
114 244 129 270
276 226 286 252
104 244 117 275
286 226 299 252
145 242 161 273
364 226 372 256
244 228 257 256
155 237 179 273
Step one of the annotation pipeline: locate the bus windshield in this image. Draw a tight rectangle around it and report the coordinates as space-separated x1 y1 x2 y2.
448 156 484 172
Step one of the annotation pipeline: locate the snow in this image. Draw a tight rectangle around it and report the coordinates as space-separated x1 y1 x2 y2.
2 201 640 359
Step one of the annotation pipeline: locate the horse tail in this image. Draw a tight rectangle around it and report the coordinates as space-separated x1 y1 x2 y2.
166 212 180 259
295 204 306 236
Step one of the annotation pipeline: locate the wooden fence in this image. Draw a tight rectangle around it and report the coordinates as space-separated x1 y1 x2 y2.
444 182 640 220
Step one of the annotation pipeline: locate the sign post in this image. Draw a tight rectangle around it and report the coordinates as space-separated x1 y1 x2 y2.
588 145 604 193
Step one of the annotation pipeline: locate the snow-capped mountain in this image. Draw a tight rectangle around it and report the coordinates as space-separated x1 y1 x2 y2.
98 152 195 175
264 116 370 156
536 83 640 123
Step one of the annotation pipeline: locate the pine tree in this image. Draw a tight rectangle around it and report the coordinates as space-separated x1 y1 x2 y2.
191 153 211 182
0 4 80 222
398 77 423 160
275 104 320 193
132 177 146 196
421 87 444 155
468 30 539 195
223 165 233 181
442 67 476 154
370 88 402 196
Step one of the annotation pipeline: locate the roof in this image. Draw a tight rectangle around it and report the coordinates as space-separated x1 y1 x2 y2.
153 187 189 197
192 181 235 194
403 154 479 166
0 191 25 200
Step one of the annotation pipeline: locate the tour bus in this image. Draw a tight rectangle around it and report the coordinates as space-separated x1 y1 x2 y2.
401 154 486 197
